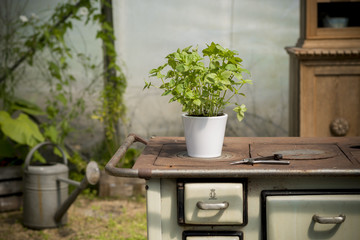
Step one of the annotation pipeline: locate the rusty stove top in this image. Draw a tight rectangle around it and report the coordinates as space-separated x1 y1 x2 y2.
131 137 360 178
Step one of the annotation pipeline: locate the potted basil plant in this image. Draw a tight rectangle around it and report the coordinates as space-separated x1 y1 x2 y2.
144 42 252 158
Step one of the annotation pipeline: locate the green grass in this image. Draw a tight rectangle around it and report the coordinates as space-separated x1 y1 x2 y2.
0 195 147 240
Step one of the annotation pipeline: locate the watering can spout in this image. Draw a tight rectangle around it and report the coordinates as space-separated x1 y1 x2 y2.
54 161 100 223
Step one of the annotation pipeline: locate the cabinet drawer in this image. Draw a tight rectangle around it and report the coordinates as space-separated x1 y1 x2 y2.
263 192 360 240
183 183 244 225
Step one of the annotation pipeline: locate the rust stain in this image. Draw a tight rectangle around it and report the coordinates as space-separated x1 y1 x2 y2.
37 175 43 224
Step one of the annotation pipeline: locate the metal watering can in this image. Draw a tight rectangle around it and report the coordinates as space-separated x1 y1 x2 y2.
23 142 100 229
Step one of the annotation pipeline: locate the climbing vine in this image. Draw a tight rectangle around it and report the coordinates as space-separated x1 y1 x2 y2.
0 0 127 165
93 0 127 148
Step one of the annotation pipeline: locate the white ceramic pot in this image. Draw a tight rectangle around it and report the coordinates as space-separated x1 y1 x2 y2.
182 113 228 158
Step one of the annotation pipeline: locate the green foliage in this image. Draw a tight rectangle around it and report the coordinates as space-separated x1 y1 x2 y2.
145 42 252 121
0 1 98 166
0 111 44 147
121 148 141 168
0 0 130 169
92 1 127 146
0 99 47 164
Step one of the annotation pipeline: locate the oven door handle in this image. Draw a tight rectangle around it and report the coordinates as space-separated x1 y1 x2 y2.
196 201 229 210
312 214 346 224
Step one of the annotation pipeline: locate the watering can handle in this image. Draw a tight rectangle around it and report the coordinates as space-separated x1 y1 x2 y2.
24 141 67 170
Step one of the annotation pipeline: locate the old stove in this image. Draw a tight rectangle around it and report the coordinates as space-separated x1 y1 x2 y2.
106 134 360 240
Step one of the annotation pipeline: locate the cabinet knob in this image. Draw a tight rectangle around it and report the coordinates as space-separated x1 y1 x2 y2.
330 118 349 136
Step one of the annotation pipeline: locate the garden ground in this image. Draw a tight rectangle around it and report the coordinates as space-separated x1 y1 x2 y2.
0 195 147 240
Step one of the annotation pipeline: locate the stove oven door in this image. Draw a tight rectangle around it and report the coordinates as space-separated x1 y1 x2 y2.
261 190 360 240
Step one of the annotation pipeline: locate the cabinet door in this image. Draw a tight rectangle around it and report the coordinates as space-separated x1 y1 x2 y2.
265 194 360 240
300 63 360 137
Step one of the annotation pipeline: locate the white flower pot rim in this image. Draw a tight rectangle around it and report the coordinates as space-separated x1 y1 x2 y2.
182 113 228 118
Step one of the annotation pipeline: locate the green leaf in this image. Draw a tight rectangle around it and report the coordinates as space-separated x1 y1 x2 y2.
156 72 165 79
149 68 158 75
202 42 217 56
219 78 231 85
205 73 217 81
176 64 186 72
176 84 184 93
221 71 232 80
160 82 169 89
233 72 243 80
169 97 177 103
56 93 67 106
161 90 171 96
46 105 58 119
233 104 247 122
143 81 151 90
169 79 176 87
12 98 45 116
193 99 201 106
56 83 63 91
239 68 251 75
215 44 226 52
185 90 194 99
43 125 59 143
48 61 61 80
244 79 253 84
225 64 237 71
168 58 176 69
234 57 243 63
32 151 47 163
0 111 45 147
183 45 192 53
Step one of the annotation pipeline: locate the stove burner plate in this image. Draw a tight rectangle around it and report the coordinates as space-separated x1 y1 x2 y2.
176 151 235 160
253 144 340 160
153 143 247 167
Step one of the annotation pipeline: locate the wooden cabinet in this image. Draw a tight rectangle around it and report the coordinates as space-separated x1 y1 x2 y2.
287 0 360 137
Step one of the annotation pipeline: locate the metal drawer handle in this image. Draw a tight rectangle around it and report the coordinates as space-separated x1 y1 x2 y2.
196 201 229 210
312 214 346 224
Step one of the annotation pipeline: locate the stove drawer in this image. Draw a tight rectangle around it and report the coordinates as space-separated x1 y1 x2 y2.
180 182 245 225
262 191 360 240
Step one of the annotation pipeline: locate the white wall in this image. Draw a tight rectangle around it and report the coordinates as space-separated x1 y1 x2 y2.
113 0 299 138
4 0 300 151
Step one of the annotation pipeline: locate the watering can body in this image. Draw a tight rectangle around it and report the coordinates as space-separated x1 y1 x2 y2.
23 143 68 229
